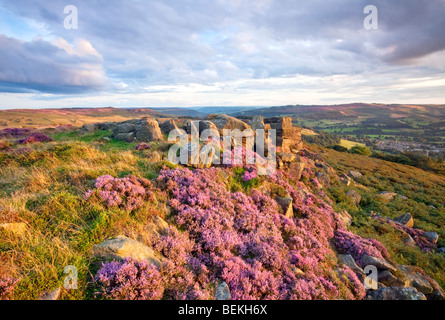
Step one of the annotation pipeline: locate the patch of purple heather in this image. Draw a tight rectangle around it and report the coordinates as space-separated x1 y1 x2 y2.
16 132 53 144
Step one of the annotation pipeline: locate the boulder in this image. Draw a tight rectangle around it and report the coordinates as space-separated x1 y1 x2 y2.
378 270 407 287
422 231 439 244
288 162 305 181
315 172 330 186
179 142 217 169
339 174 352 186
348 170 363 179
112 118 163 142
134 118 164 141
278 152 296 163
275 196 293 218
397 265 433 295
81 123 99 132
263 117 302 153
338 254 365 280
346 190 361 206
205 114 251 133
159 119 179 134
366 287 427 300
338 210 352 227
214 282 231 300
187 120 219 136
38 287 62 300
145 216 169 238
115 132 136 142
377 191 398 202
393 213 414 228
438 247 445 254
92 235 163 267
424 274 445 300
360 255 397 272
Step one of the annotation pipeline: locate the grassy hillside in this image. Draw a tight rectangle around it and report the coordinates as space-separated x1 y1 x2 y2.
0 107 172 129
309 145 445 286
0 126 444 299
232 103 445 145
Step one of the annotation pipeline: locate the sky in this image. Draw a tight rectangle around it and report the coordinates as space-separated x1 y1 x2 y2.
0 0 445 109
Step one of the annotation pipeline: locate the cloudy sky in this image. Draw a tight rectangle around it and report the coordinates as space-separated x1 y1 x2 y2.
0 0 445 109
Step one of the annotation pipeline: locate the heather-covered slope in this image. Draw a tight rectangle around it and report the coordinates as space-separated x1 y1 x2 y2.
0 125 444 300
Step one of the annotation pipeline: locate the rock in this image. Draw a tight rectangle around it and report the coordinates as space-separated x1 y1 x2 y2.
146 216 169 238
424 274 445 300
114 132 136 142
422 231 439 244
134 118 164 141
366 287 427 300
346 190 361 206
397 265 433 295
438 247 445 254
275 196 294 218
179 142 216 169
288 162 305 181
338 210 352 227
398 195 408 200
361 255 397 272
378 270 407 287
38 287 62 300
278 152 296 163
315 163 329 172
81 123 99 132
214 282 231 300
315 172 330 185
263 117 302 153
92 235 163 267
205 114 251 133
393 213 414 228
401 232 416 246
187 120 219 136
339 174 352 186
112 118 163 142
348 170 363 179
0 222 27 236
159 119 179 134
338 254 365 280
377 191 398 202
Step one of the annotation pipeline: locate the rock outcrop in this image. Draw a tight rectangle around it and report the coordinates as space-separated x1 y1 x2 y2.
205 114 251 133
112 117 164 142
92 235 163 267
263 117 303 153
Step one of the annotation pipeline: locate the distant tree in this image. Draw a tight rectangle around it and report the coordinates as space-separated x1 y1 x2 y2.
350 145 372 156
329 145 348 152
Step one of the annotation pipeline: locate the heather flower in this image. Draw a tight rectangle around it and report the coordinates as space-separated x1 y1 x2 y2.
135 142 150 150
86 175 154 211
334 229 389 267
0 128 31 138
0 276 19 300
16 132 53 144
95 258 164 300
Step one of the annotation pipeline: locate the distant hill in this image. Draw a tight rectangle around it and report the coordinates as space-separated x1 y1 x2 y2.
0 107 177 128
230 103 445 145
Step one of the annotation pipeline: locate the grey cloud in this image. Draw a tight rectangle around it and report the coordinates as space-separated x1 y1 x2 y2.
0 34 106 93
1 0 445 95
